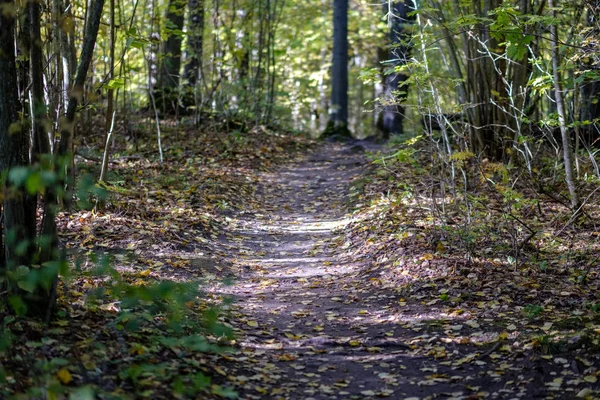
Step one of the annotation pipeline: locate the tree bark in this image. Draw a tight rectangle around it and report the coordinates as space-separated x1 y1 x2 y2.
100 0 116 183
327 0 349 133
0 0 35 270
580 0 600 145
184 0 204 85
549 0 580 210
159 0 186 90
57 0 106 158
380 0 415 138
30 0 51 158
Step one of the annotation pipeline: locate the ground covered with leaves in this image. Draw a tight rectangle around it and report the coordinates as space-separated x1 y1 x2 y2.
2 123 600 399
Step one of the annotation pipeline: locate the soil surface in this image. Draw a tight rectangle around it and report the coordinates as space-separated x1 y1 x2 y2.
205 142 595 400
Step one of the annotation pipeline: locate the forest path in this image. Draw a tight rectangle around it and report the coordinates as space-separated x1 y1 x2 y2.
207 142 550 400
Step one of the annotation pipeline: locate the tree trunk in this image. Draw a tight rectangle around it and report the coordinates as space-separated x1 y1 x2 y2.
30 0 51 158
380 0 415 138
326 0 349 135
0 0 35 281
184 0 204 85
58 0 106 158
159 0 186 90
100 0 116 183
30 0 59 318
549 0 580 210
580 0 600 145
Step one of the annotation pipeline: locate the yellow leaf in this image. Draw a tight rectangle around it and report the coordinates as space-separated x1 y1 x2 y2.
247 320 258 327
83 361 96 370
255 386 268 394
214 366 227 375
584 375 597 383
278 354 296 361
57 368 72 384
284 332 301 340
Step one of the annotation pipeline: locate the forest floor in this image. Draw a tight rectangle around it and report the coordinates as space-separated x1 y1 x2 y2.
204 140 600 400
2 125 600 399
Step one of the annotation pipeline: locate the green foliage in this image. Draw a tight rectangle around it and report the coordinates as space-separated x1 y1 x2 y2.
489 5 534 60
523 304 544 320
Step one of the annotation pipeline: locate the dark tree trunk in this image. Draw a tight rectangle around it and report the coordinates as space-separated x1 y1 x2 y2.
58 0 106 158
159 0 186 90
380 0 415 139
326 0 350 135
31 0 57 239
470 0 506 161
184 0 204 85
580 0 600 145
0 0 35 275
581 81 600 144
18 2 31 121
30 0 51 158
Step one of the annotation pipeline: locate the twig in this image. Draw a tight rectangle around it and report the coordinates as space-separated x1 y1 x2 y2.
555 186 600 236
475 341 502 360
518 230 537 251
75 152 142 164
99 110 117 182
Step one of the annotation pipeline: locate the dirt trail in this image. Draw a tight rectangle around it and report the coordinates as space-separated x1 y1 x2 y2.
209 143 562 400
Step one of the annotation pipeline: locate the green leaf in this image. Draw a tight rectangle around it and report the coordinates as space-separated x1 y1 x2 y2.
192 372 211 389
17 278 36 293
211 385 238 399
26 171 42 194
107 77 125 90
9 295 27 316
40 170 57 186
69 386 96 400
0 330 13 352
8 166 29 186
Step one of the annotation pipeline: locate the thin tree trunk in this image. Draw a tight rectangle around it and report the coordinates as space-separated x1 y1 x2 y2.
30 0 60 317
58 0 106 158
100 0 116 183
549 0 580 210
30 0 51 158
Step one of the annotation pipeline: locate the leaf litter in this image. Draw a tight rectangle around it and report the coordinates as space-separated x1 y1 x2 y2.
2 125 600 399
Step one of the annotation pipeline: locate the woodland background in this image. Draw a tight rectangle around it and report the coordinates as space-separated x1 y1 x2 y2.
2 0 600 398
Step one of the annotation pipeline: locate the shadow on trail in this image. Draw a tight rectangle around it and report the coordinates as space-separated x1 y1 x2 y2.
203 142 570 400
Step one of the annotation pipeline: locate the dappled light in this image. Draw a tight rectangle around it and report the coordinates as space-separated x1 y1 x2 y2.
2 0 600 398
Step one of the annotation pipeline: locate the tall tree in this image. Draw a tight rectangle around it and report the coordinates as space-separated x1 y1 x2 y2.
184 0 204 85
0 0 57 317
549 0 579 210
580 0 600 145
99 0 116 183
58 0 106 157
158 0 186 90
326 0 350 136
0 0 33 271
379 0 416 138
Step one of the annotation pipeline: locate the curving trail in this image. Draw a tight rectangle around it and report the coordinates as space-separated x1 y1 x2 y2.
208 142 557 400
